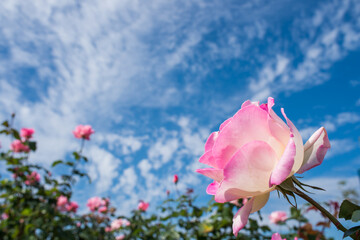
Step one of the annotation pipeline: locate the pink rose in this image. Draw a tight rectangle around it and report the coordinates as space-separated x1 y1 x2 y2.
24 171 40 185
111 219 123 231
86 196 108 212
196 97 330 236
20 128 35 140
1 213 9 220
73 125 95 140
138 201 149 212
98 206 107 213
10 140 30 153
269 211 287 224
57 195 68 207
76 222 81 227
105 227 112 232
173 174 179 184
116 235 125 240
66 201 79 213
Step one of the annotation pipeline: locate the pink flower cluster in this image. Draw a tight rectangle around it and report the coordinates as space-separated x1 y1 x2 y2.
73 125 95 140
110 218 130 231
269 211 287 224
24 171 40 185
138 200 149 212
20 128 35 140
57 195 79 213
11 140 30 153
1 213 9 220
86 197 109 213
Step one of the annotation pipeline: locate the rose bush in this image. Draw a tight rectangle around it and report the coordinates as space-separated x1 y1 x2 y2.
196 97 331 236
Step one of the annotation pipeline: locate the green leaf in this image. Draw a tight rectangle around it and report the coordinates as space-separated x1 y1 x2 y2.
339 200 360 220
28 141 37 151
2 120 9 127
52 160 63 167
73 151 81 160
352 210 360 222
12 129 21 140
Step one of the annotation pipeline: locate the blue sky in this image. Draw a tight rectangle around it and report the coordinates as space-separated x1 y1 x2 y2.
0 0 359 237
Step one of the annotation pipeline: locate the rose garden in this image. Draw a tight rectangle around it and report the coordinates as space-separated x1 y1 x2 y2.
0 98 359 239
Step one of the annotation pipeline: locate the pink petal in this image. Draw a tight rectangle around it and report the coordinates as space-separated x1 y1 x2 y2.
220 118 232 131
232 198 254 236
281 108 304 174
269 136 296 186
206 181 220 195
213 105 283 169
204 132 219 152
215 141 277 203
199 150 218 168
297 127 330 174
232 193 270 236
196 168 224 182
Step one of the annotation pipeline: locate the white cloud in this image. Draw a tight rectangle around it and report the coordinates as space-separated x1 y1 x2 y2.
148 137 179 169
86 146 121 193
326 138 358 158
112 166 137 195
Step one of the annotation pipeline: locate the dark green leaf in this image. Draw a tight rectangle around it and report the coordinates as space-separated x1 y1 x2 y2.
339 200 360 220
51 160 63 167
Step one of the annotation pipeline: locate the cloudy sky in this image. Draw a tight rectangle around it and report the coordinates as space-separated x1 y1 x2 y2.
0 0 359 237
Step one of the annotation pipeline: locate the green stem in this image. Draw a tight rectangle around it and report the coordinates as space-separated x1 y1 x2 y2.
294 187 353 239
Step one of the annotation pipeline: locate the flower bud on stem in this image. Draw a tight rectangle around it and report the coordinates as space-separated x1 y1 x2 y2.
293 187 353 239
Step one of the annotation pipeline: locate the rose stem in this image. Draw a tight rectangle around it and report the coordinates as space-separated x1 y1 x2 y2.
294 187 354 239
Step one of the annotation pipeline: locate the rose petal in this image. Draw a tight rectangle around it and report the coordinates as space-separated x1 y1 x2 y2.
205 132 219 152
297 127 330 174
213 105 284 168
199 150 218 168
281 108 304 174
232 193 270 236
196 168 224 182
232 198 254 236
220 118 232 131
270 135 296 186
206 181 220 195
215 141 277 203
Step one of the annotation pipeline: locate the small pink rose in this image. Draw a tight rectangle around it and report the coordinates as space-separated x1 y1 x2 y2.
105 227 112 232
25 171 40 185
57 195 68 207
166 190 170 196
111 219 123 231
10 140 30 153
271 233 286 240
1 213 9 220
20 128 35 140
269 211 287 224
66 201 79 213
173 174 179 184
138 201 149 212
76 222 81 227
73 125 95 140
98 206 107 213
116 235 125 240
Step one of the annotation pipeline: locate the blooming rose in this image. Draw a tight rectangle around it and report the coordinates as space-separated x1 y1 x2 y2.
73 125 95 140
10 140 30 153
138 201 149 212
98 206 107 213
57 195 68 207
173 174 179 184
269 211 287 224
116 235 125 240
20 128 35 140
86 196 103 211
24 171 40 185
66 201 79 213
1 213 9 220
196 97 330 236
111 219 123 231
